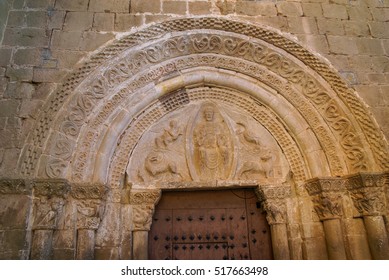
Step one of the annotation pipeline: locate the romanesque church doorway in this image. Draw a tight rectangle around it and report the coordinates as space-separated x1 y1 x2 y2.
148 189 273 260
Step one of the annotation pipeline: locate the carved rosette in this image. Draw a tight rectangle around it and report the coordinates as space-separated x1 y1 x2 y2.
346 173 387 217
305 178 345 221
129 190 161 231
255 185 291 225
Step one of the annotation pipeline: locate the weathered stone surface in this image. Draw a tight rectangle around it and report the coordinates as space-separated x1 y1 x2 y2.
51 30 82 50
5 67 33 81
277 2 303 17
236 1 277 17
0 195 30 229
32 68 69 83
131 0 161 14
317 18 344 35
322 4 348 19
114 14 143 31
55 0 89 11
163 1 186 15
79 32 115 51
2 28 49 47
301 3 323 17
93 13 115 31
13 48 42 66
327 35 359 54
63 12 94 31
188 1 211 15
25 0 55 9
0 48 12 66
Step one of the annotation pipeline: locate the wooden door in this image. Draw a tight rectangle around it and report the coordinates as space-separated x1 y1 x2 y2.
148 189 273 260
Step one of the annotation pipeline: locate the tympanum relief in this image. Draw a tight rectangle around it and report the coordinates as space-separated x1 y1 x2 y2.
127 101 289 184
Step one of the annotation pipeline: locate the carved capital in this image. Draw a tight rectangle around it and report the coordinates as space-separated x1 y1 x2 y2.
132 204 155 231
255 185 291 225
129 190 161 206
263 200 287 225
305 177 346 220
76 200 105 230
346 173 387 216
33 196 65 230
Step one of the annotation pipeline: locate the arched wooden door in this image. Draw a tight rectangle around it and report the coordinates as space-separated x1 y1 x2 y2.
148 189 273 260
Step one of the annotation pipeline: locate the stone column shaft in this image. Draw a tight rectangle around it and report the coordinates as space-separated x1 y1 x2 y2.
255 185 292 260
322 219 347 260
270 224 290 260
363 216 389 260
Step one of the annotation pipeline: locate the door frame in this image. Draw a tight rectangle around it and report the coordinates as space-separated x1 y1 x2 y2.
129 183 293 260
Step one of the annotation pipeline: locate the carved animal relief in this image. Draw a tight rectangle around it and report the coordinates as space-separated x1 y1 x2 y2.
126 100 289 185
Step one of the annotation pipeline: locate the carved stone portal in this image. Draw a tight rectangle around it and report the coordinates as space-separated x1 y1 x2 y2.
127 100 290 184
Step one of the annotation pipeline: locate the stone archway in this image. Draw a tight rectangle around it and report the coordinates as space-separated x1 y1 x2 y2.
12 17 389 260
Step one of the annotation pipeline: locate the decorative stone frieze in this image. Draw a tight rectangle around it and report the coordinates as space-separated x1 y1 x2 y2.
129 190 161 206
70 183 107 200
0 179 30 195
32 179 70 198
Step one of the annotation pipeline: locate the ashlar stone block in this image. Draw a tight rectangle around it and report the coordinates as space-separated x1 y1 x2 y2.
276 2 303 17
93 13 115 31
114 14 143 31
55 0 89 11
322 4 348 20
188 1 211 15
163 1 187 15
236 1 277 17
63 12 94 31
131 0 161 14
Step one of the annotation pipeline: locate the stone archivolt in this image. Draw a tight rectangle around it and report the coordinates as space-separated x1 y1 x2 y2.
17 17 387 187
